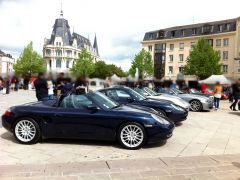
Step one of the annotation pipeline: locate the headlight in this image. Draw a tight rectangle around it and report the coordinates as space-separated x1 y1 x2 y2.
151 114 169 125
171 104 184 111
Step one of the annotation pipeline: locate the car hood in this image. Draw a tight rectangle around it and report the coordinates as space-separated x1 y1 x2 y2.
149 96 190 108
113 105 157 117
178 93 209 100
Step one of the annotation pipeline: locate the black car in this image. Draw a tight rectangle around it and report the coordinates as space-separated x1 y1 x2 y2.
2 92 174 150
99 87 188 123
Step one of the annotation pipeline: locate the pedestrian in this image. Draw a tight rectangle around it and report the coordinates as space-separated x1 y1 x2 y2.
47 74 55 99
56 73 65 96
23 75 30 90
62 77 73 96
230 79 240 111
34 72 48 101
0 76 3 94
74 76 87 95
11 75 19 91
5 76 11 94
213 81 222 110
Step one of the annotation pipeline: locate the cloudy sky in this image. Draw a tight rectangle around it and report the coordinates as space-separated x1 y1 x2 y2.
0 0 240 70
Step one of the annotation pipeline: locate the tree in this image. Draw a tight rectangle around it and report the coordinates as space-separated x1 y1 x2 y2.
90 60 127 79
129 49 153 79
13 42 45 76
70 48 95 77
183 38 222 80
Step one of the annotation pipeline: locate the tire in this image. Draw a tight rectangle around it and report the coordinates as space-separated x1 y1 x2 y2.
117 122 146 150
190 100 203 112
13 118 41 144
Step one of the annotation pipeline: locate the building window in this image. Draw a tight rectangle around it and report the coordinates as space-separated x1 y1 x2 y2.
66 60 70 68
46 49 51 56
66 50 72 57
210 25 214 32
169 55 173 62
216 39 221 47
148 45 152 52
223 65 228 73
223 51 228 60
192 28 197 35
179 54 184 62
179 67 184 73
223 38 229 46
56 50 62 57
218 25 223 32
190 42 195 49
49 60 52 69
179 43 184 50
56 59 61 68
225 23 230 31
181 29 185 36
207 39 213 46
171 31 175 37
169 66 173 74
170 44 174 51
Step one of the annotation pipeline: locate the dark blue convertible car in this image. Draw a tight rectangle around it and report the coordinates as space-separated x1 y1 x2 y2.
99 87 188 123
2 92 174 150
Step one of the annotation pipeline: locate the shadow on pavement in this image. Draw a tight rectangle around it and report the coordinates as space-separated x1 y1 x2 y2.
229 112 240 116
0 131 18 143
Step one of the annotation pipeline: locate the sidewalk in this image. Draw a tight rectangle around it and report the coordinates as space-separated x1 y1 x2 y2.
0 154 240 179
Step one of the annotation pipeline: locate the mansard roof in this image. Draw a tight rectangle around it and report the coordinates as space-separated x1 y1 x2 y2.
143 18 237 41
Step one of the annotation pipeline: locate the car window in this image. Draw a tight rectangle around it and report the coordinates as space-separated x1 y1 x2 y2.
116 90 131 98
60 95 93 109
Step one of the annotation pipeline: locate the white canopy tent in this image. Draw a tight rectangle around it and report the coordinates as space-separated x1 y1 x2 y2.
199 75 232 85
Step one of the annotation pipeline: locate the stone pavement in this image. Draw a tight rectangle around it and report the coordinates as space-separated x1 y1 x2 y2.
0 154 240 179
1 90 240 179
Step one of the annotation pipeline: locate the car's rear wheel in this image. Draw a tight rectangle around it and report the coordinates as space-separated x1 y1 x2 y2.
13 118 40 144
157 109 167 117
118 122 146 150
190 100 202 112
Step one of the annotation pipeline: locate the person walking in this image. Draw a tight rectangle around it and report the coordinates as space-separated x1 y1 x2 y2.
5 76 11 94
55 73 65 96
213 81 222 110
34 72 48 101
0 76 3 94
230 79 240 111
74 76 87 95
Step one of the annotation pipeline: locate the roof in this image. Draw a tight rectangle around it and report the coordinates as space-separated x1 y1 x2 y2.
93 35 99 56
72 32 92 49
143 18 237 41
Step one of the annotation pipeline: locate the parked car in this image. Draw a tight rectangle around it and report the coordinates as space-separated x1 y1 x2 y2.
134 87 190 111
158 88 213 112
1 92 174 150
99 86 188 123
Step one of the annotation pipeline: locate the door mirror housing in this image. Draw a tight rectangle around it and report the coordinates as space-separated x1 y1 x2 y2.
87 104 99 111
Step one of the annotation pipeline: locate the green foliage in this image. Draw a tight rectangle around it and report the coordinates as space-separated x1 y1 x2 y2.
129 49 153 79
70 48 95 77
90 60 126 79
183 38 222 80
13 42 45 76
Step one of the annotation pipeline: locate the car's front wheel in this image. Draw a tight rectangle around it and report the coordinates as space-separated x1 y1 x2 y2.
13 118 40 144
190 100 202 112
118 122 146 150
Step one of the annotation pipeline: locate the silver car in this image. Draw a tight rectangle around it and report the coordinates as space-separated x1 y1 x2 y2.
134 87 190 111
158 88 213 112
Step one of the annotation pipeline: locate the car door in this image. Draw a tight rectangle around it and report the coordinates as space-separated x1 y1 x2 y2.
46 94 115 140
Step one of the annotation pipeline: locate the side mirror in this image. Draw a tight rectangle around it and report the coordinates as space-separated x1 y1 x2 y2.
127 97 134 103
87 104 99 111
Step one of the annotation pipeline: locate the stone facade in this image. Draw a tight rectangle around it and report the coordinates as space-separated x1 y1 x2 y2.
0 50 15 76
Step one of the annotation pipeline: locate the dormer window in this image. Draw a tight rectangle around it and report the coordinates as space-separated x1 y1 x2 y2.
180 30 185 37
218 25 223 32
192 28 197 35
171 31 175 37
225 23 230 31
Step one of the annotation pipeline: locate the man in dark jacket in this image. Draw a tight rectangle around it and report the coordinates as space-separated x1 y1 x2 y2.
230 79 240 111
34 72 48 101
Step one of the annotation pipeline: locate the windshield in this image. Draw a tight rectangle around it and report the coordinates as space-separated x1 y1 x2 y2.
143 87 158 96
134 88 149 96
128 88 146 101
89 92 119 109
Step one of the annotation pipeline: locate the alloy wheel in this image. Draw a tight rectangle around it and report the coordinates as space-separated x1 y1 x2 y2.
190 100 202 112
15 120 36 142
120 124 144 148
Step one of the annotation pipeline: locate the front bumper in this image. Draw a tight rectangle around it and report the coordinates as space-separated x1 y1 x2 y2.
147 123 175 143
167 110 188 122
202 102 213 110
